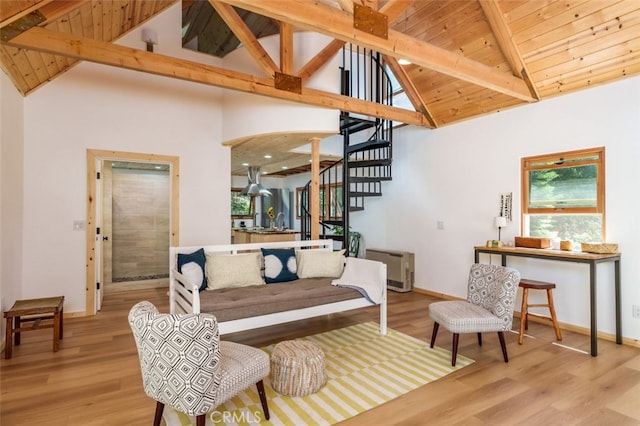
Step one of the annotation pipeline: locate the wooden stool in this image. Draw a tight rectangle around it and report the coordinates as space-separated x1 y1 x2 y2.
518 279 561 345
4 296 64 359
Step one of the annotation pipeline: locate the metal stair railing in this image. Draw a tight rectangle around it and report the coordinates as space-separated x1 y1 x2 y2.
300 44 394 250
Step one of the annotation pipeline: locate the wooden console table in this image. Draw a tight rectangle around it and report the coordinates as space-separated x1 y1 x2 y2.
474 246 621 357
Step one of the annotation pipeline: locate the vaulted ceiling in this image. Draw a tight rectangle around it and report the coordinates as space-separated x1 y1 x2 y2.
2 0 640 175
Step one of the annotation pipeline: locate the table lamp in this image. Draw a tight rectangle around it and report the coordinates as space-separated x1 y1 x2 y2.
494 216 507 241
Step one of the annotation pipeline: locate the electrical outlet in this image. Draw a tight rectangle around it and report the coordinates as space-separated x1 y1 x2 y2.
437 221 445 230
633 305 640 319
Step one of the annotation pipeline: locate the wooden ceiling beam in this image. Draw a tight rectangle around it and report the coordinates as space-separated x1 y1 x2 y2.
295 0 410 84
4 26 427 126
337 0 385 14
296 38 344 81
208 0 278 77
479 0 540 100
384 55 437 127
219 0 535 102
280 21 293 74
1 1 51 27
362 0 378 10
377 1 431 122
0 1 88 30
378 0 413 24
336 0 354 14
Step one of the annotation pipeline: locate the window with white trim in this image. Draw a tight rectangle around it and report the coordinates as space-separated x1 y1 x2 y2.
521 147 605 243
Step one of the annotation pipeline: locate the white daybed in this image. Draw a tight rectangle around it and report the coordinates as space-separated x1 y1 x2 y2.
169 239 387 335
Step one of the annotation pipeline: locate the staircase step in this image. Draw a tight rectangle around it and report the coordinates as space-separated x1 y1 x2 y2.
350 176 392 183
318 234 343 242
346 139 391 154
322 220 343 227
349 191 382 197
341 121 376 134
349 206 365 212
348 159 392 168
340 113 377 133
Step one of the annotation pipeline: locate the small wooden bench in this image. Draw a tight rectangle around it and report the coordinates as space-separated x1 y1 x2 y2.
4 296 64 359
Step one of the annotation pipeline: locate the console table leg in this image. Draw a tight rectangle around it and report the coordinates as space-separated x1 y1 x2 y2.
590 263 597 357
615 259 622 345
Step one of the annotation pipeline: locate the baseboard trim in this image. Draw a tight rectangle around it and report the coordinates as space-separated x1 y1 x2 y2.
412 287 640 349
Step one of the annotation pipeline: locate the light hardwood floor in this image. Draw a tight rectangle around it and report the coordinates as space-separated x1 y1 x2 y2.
2 289 639 425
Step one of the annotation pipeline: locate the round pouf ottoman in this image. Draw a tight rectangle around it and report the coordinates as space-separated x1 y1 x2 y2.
270 340 326 396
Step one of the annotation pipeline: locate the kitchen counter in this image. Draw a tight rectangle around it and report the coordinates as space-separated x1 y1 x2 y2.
232 228 300 244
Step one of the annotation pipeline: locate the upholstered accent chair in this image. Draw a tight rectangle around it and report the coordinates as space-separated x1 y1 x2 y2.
128 301 270 426
428 264 521 366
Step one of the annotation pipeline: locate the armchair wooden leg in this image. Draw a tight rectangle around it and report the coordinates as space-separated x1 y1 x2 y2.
477 332 482 346
451 333 459 367
153 401 164 426
196 414 206 426
256 379 270 420
519 287 529 344
497 331 509 363
430 322 440 348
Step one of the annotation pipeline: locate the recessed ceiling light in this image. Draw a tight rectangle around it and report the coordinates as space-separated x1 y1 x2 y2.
264 154 272 159
282 166 288 169
242 162 249 166
398 58 412 65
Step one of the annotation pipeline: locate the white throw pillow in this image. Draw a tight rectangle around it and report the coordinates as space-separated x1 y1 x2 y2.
296 249 345 278
205 252 265 290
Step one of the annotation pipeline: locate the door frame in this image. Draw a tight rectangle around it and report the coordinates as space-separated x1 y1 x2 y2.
86 149 180 315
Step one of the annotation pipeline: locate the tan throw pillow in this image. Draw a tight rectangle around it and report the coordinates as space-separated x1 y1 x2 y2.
296 249 346 278
205 252 265 290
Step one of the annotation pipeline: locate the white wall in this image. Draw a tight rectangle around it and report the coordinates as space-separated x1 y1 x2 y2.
21 70 226 316
3 3 229 315
352 76 640 341
2 1 639 344
221 32 339 143
1 71 25 344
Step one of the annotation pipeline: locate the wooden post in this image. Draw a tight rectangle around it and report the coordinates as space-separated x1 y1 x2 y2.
310 138 321 240
280 21 293 75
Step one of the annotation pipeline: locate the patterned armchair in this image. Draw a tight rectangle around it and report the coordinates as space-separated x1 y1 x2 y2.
428 264 521 366
128 301 270 426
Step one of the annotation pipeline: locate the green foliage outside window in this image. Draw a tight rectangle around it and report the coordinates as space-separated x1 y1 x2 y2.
231 191 252 216
528 214 602 243
523 148 604 243
529 165 597 209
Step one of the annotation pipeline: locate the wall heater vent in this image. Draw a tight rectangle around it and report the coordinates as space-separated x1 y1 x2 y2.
365 248 415 292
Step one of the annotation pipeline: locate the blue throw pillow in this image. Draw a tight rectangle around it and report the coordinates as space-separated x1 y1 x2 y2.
177 248 207 291
261 248 298 284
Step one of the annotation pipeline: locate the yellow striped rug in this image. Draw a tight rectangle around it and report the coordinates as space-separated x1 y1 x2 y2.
165 322 473 425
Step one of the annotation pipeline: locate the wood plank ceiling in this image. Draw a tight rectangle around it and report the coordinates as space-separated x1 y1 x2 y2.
2 0 640 176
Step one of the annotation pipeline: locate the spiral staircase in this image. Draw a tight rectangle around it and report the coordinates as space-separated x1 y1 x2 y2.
300 44 394 254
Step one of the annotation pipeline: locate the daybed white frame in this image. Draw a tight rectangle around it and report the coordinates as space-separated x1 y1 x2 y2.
169 239 387 335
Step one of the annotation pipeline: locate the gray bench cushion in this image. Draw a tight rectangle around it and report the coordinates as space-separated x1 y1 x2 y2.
198 278 361 322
